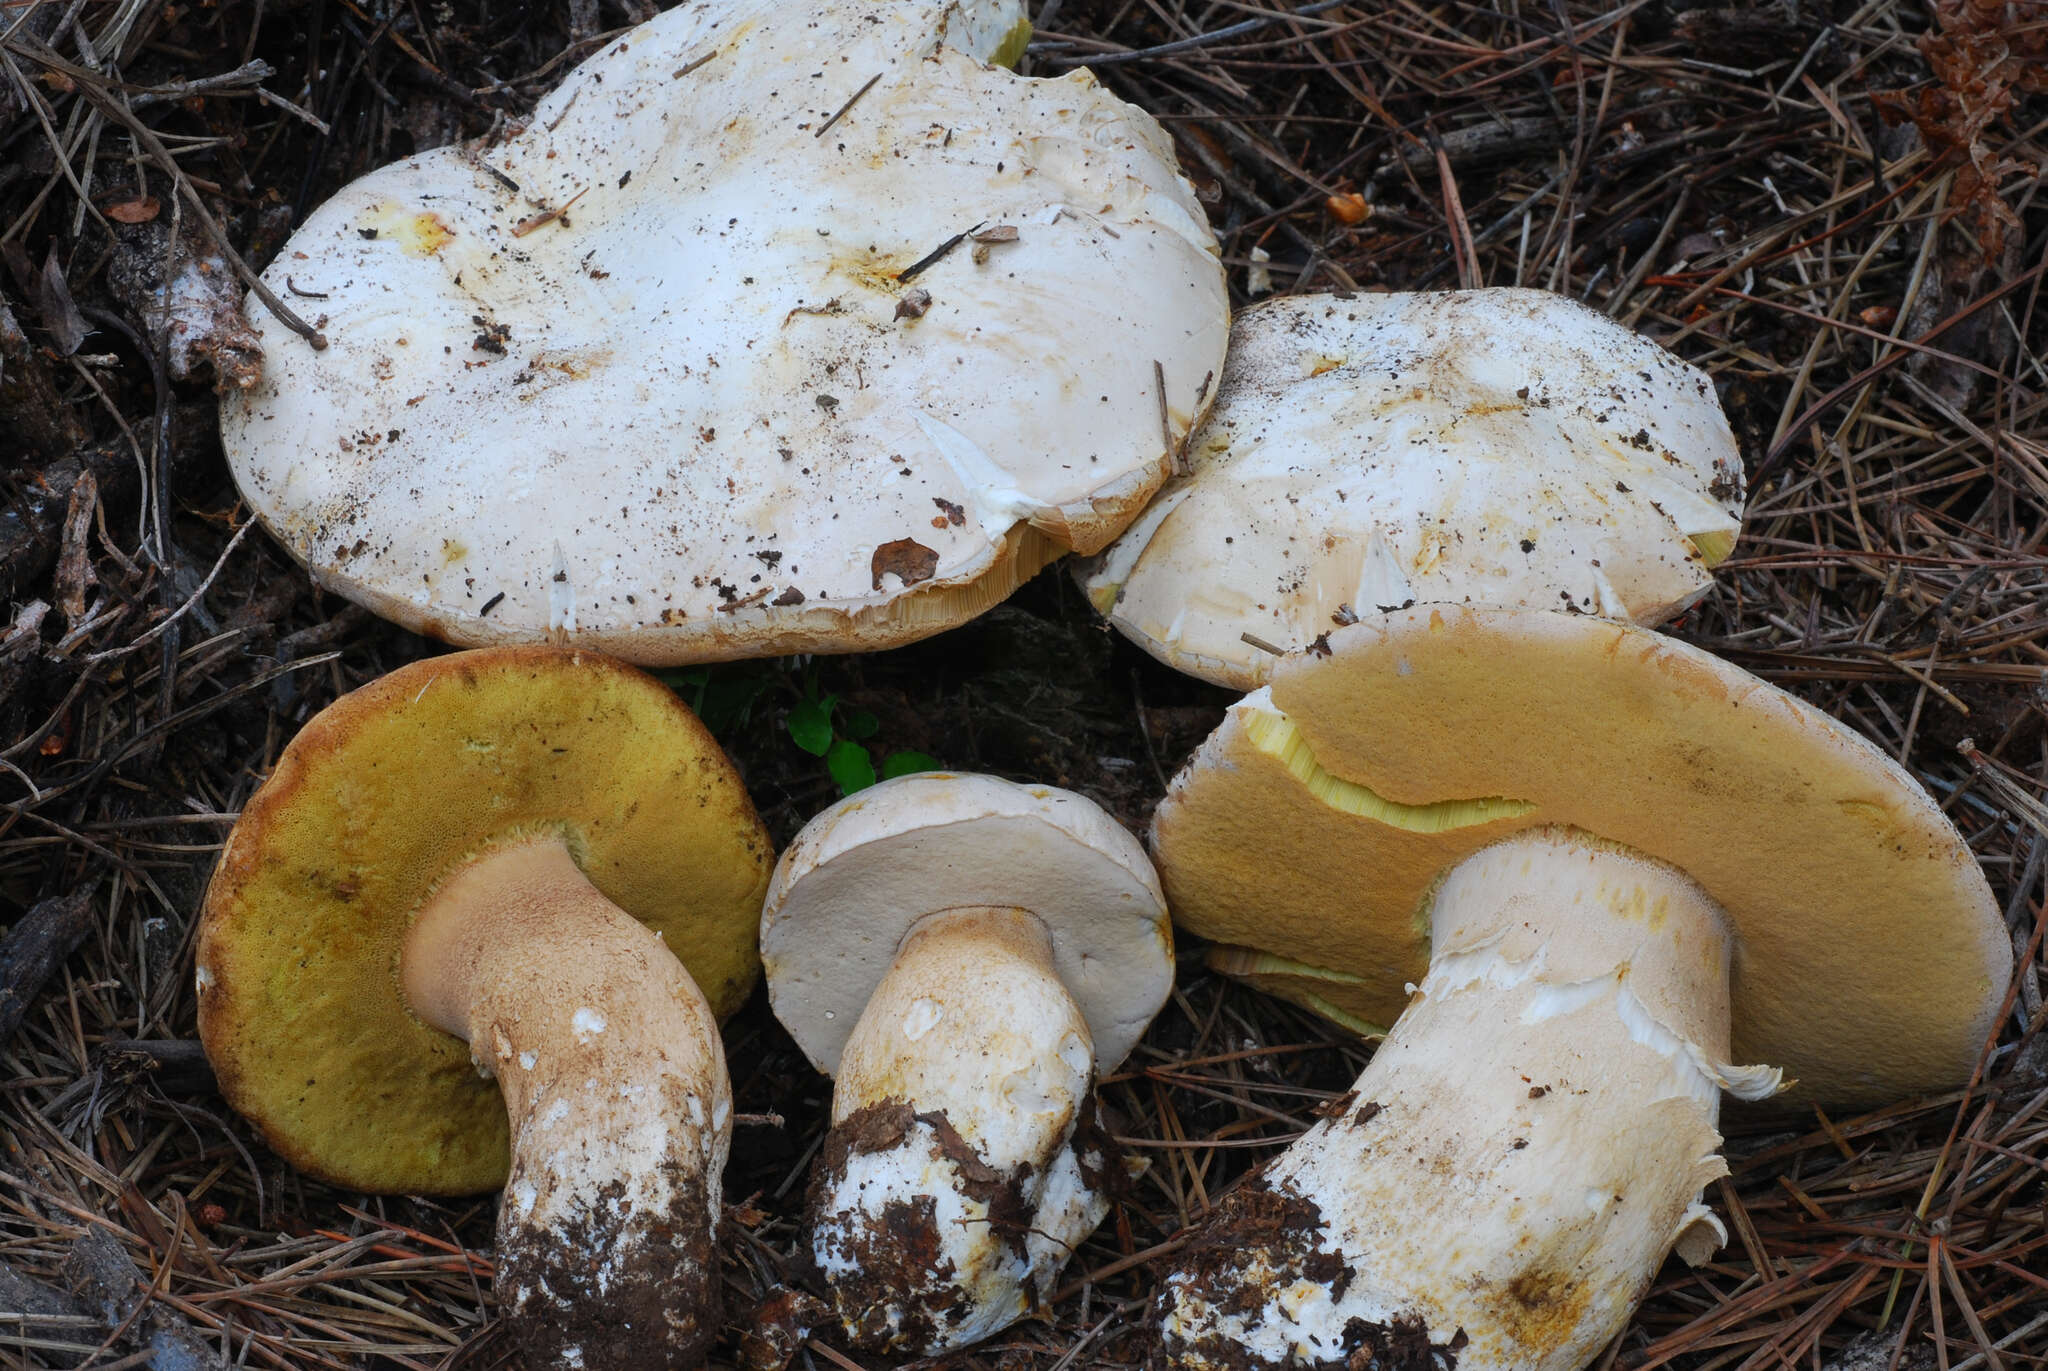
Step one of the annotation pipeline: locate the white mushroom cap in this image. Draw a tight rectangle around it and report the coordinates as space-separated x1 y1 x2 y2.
1077 290 1744 688
220 0 1227 662
762 773 1173 1076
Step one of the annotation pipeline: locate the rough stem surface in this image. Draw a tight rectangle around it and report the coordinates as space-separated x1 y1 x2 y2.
1155 827 1780 1371
403 836 731 1371
805 906 1108 1354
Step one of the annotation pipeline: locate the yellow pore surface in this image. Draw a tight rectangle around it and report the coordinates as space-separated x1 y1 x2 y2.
197 647 772 1194
1153 606 2011 1109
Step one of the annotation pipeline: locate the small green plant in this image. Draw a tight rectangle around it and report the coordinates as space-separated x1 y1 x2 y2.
786 683 940 796
658 664 773 738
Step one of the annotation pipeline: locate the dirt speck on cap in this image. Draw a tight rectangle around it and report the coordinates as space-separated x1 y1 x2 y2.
871 538 941 590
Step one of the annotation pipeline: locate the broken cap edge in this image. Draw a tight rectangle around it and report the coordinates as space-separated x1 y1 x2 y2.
1152 606 2011 1109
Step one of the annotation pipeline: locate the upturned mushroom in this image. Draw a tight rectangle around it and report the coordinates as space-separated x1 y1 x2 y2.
759 773 1173 1354
196 647 774 1370
1146 606 2011 1370
1078 289 1744 688
220 0 1228 662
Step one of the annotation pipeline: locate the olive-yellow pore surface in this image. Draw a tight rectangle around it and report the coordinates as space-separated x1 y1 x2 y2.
196 647 773 1195
1152 607 2012 1110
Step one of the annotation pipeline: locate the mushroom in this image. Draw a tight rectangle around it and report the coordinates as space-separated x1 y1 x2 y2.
1146 606 2012 1370
1077 289 1744 688
196 647 774 1370
219 0 1228 663
759 773 1173 1354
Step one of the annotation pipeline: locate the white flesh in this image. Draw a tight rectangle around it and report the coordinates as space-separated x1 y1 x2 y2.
808 907 1107 1353
1156 828 1781 1370
403 837 731 1370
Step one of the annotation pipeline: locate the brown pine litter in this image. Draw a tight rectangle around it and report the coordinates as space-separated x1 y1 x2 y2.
1 0 2043 1367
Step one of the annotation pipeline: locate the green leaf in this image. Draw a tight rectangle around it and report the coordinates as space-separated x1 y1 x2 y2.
656 666 709 712
880 750 941 780
843 709 881 740
826 739 878 794
657 665 773 736
698 674 770 735
654 667 711 691
787 697 835 755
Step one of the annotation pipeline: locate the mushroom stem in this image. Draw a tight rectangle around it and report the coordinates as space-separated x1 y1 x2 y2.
805 906 1106 1353
1157 827 1782 1371
402 835 731 1371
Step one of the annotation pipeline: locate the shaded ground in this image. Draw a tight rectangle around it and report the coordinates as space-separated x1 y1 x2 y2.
1 0 2045 1367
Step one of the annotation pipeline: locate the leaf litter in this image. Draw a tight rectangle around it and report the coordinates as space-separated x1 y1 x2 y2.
0 0 2044 1367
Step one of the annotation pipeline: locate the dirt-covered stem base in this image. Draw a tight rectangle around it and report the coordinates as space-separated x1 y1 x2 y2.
403 836 732 1371
806 906 1109 1354
1155 827 1782 1371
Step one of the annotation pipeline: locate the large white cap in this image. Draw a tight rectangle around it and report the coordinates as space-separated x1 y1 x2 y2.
761 773 1173 1076
1078 289 1744 688
222 0 1228 662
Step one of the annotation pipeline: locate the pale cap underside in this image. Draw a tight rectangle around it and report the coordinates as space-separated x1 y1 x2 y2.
1151 607 2010 1108
220 0 1228 664
1078 289 1744 689
763 773 1172 1076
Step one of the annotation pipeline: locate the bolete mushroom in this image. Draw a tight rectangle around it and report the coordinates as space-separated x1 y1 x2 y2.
759 773 1172 1354
196 647 774 1370
1078 290 1744 688
220 0 1228 662
1146 606 2011 1370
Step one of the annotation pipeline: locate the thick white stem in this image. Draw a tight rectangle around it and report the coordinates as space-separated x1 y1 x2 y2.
1157 828 1781 1371
403 837 730 1371
805 906 1106 1354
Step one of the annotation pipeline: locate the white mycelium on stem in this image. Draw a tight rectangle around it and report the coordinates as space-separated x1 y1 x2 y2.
808 906 1105 1350
1159 828 1780 1370
404 838 733 1371
763 773 1172 1355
